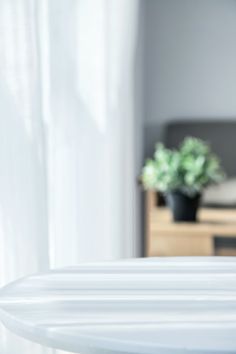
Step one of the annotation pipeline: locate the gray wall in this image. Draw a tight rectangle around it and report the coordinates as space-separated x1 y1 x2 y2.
144 0 236 158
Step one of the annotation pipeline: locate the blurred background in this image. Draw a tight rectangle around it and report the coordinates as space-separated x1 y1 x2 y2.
0 0 236 352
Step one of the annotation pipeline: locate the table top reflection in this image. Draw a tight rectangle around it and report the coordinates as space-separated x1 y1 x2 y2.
0 257 236 354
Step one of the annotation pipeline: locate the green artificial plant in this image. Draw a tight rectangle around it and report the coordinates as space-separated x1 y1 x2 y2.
142 137 225 196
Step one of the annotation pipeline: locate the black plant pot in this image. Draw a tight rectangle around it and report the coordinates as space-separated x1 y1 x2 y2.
166 191 201 222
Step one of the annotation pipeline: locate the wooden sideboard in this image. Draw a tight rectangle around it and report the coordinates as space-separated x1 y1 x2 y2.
145 190 236 257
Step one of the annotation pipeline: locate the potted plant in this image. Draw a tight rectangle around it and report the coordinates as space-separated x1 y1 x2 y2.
141 137 225 222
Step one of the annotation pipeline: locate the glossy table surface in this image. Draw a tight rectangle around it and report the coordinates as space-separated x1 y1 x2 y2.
0 257 236 354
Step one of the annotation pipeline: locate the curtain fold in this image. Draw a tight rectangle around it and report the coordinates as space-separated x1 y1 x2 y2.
0 0 140 352
45 0 141 267
0 0 49 287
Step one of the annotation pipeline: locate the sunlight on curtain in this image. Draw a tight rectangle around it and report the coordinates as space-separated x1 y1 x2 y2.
0 0 48 290
0 0 140 353
0 0 49 353
46 0 140 267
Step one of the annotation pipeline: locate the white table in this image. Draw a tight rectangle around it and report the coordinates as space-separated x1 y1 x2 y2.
0 257 236 354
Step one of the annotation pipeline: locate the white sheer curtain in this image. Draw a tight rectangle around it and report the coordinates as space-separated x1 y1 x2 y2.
0 0 140 353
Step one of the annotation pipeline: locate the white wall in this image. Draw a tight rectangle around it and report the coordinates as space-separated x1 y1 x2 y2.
144 0 236 129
